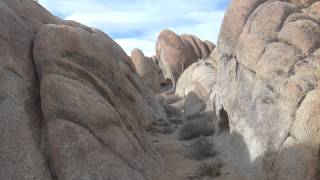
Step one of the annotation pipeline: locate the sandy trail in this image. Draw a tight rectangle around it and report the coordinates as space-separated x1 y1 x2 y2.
149 131 202 180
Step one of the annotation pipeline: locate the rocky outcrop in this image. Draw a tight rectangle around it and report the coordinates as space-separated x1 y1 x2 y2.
131 48 162 93
172 49 225 130
175 59 218 120
180 34 214 60
156 29 215 88
215 0 320 179
33 23 165 180
204 40 216 52
2 0 320 179
0 0 165 179
175 60 217 100
0 0 60 179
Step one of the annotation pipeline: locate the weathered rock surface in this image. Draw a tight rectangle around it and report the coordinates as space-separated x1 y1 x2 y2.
204 40 216 52
0 0 165 179
180 34 212 60
131 48 162 93
176 60 217 100
0 0 60 179
33 23 165 180
175 59 218 121
156 29 215 88
215 0 320 179
2 0 320 179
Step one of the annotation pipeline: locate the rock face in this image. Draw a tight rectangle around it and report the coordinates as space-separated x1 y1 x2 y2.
156 29 215 88
2 0 320 179
33 23 165 180
216 0 320 179
0 0 60 179
175 59 218 121
0 0 165 179
131 48 161 93
176 60 217 100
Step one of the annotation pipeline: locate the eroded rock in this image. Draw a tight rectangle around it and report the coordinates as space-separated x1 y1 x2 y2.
33 23 165 180
215 0 320 179
0 0 60 179
156 29 215 88
131 48 162 93
0 1 166 179
174 58 220 127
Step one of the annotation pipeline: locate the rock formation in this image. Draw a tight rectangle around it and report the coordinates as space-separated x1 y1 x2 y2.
1 0 320 180
131 48 162 93
175 59 218 121
176 59 217 101
168 1 320 179
34 23 166 179
0 0 165 179
0 0 60 179
215 0 320 179
156 29 215 88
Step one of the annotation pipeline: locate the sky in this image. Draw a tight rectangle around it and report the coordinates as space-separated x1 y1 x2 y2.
39 0 230 56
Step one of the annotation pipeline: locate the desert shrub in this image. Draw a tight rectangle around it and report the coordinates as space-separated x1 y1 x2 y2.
185 136 215 160
149 119 174 134
178 119 214 140
197 159 224 178
159 125 174 134
163 104 181 118
168 117 183 125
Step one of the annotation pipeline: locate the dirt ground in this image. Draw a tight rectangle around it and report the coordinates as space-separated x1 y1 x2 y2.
148 127 247 180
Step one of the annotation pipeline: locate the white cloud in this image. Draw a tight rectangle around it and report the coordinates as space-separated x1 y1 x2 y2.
65 11 150 24
115 38 155 56
168 11 225 44
39 0 229 56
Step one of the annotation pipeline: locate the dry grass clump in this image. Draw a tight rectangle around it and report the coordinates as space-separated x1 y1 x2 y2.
149 119 174 134
178 119 214 140
185 136 215 160
196 159 224 178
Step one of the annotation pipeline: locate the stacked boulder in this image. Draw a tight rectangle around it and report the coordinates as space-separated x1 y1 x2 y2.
175 58 218 121
131 48 164 93
156 29 215 88
0 0 165 179
215 0 320 179
1 0 320 180
169 1 320 179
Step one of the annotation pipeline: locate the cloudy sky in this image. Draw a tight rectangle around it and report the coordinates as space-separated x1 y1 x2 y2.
39 0 230 56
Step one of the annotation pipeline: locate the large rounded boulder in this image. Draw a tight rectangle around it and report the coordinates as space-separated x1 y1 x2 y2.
216 0 320 179
33 22 165 180
0 0 60 179
156 29 215 88
131 48 161 93
0 0 165 179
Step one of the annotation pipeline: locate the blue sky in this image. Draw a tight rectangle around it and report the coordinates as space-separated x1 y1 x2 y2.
39 0 230 56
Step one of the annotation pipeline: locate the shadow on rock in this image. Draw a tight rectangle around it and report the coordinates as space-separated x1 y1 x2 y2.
214 131 320 180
